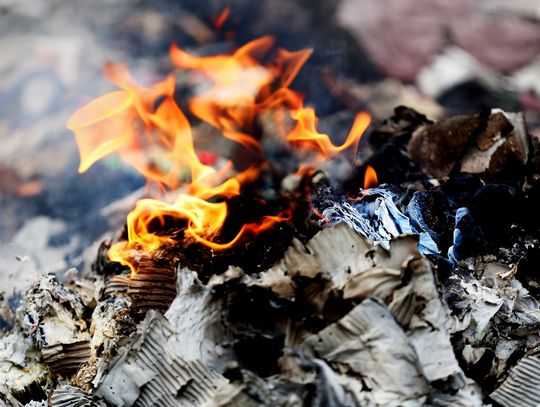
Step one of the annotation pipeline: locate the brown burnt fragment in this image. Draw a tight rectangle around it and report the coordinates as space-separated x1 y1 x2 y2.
407 109 530 181
103 274 130 298
460 110 529 182
127 256 178 312
408 113 483 177
475 112 514 151
41 341 91 375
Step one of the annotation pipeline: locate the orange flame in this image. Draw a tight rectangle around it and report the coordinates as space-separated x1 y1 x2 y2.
67 63 275 272
213 6 231 31
287 108 371 159
170 37 312 153
67 35 371 273
364 165 378 189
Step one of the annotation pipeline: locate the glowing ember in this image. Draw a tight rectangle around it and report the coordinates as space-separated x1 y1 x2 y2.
67 35 371 273
212 6 231 31
364 165 378 189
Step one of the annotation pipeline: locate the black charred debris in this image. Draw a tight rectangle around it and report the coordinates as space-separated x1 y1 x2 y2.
2 107 540 407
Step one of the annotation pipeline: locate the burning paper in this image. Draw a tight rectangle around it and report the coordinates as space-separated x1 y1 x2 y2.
66 37 371 274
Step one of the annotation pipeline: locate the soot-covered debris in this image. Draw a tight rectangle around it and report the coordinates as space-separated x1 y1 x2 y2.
318 186 439 255
2 106 540 406
0 225 487 406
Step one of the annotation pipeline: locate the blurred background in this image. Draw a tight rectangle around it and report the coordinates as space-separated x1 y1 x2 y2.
0 0 539 293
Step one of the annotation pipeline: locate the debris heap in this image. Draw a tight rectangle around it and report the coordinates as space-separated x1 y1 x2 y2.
2 105 540 406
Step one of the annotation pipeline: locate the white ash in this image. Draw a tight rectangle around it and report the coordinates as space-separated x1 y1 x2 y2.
94 310 227 407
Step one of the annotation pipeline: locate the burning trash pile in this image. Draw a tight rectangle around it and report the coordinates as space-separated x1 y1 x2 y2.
2 31 540 407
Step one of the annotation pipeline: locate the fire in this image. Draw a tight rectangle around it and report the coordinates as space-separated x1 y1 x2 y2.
212 6 231 31
364 165 378 189
67 35 371 273
287 108 371 159
170 36 312 153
